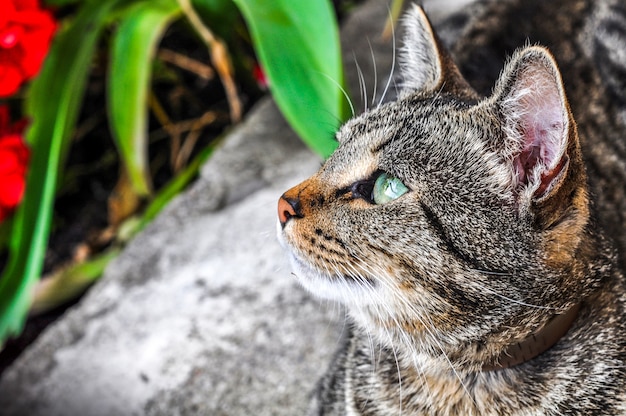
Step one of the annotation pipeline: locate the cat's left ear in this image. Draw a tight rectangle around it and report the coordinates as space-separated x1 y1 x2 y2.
400 5 475 97
493 46 586 225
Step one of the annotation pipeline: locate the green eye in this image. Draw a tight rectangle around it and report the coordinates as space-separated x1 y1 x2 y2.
373 172 408 204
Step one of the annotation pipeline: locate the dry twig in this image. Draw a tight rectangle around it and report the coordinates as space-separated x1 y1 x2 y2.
158 48 215 80
177 0 242 123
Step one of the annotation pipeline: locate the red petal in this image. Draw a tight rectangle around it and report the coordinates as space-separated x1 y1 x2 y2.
0 64 24 97
11 16 56 78
0 172 26 207
12 0 39 12
11 10 56 27
0 133 29 209
0 152 21 173
16 47 45 78
0 3 17 30
0 133 30 154
0 25 24 48
0 134 30 155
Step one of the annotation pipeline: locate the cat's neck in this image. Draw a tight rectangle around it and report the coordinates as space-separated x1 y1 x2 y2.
482 302 581 371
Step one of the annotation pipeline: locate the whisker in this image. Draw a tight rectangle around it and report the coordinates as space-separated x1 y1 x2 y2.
467 269 558 310
378 4 397 107
316 71 355 118
346 252 480 411
340 259 406 413
353 53 368 112
346 256 443 413
367 38 379 107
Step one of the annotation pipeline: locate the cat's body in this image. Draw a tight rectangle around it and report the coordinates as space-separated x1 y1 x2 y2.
277 0 626 414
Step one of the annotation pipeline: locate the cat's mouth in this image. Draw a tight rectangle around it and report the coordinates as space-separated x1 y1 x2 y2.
277 220 381 304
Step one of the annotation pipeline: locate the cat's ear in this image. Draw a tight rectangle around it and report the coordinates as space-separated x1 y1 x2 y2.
494 46 585 224
400 5 474 97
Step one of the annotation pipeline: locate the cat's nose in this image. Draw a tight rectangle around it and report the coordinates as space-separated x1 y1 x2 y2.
278 195 302 227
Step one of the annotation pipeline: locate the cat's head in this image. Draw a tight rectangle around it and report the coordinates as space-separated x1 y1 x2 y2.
277 5 595 369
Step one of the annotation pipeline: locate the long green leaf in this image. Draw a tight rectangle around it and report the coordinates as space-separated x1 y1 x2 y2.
30 248 121 316
191 0 239 42
0 0 124 344
230 0 347 158
108 0 182 196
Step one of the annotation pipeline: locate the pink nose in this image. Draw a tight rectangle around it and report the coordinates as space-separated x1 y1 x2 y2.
278 195 299 227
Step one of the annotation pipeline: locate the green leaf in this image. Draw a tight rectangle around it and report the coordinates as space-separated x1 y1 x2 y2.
29 248 121 316
230 0 348 158
191 0 240 42
0 0 125 344
108 0 182 196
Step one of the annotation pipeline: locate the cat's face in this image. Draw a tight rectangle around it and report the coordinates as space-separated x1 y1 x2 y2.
277 6 590 368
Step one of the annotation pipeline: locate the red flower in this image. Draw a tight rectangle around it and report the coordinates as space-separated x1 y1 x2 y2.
0 106 29 222
253 63 268 90
0 0 56 97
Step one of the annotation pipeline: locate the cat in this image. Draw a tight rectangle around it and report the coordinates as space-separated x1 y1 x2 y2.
277 0 626 414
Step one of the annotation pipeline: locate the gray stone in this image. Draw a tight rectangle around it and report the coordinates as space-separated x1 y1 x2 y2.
0 1 469 415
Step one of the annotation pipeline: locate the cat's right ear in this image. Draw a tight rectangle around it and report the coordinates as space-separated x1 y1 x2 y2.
400 5 474 97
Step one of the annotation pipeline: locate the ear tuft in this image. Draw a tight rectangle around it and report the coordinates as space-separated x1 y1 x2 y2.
497 47 571 201
399 5 443 92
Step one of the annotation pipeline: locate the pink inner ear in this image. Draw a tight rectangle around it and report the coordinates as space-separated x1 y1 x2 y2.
509 67 567 192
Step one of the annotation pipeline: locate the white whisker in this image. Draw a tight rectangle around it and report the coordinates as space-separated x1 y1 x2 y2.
367 38 379 107
379 5 397 107
316 71 355 118
467 269 557 310
353 53 368 112
346 250 481 412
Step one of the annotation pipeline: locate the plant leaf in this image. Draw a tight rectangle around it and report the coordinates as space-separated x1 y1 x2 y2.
230 0 348 158
0 0 126 344
190 0 240 43
108 0 181 197
30 248 121 316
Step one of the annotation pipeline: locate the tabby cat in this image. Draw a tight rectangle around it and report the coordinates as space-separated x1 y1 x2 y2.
277 0 626 414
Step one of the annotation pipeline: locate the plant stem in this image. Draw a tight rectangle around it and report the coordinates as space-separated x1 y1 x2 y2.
177 0 242 122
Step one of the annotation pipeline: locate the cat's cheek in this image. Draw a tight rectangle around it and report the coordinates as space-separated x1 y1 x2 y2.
276 220 319 276
275 219 287 249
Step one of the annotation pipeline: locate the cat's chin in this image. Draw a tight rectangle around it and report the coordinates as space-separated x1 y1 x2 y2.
285 251 382 306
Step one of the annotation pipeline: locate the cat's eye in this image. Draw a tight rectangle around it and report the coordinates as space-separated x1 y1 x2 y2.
372 172 408 204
